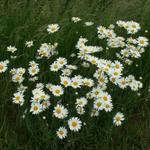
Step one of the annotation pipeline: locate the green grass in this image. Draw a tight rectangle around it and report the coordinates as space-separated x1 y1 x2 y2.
0 0 150 149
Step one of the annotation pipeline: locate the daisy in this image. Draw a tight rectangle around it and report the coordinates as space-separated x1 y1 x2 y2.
0 60 9 73
103 102 113 112
137 37 149 47
30 103 42 114
60 76 71 87
68 117 82 132
56 57 67 67
53 104 68 119
47 24 60 34
28 67 40 76
75 97 87 107
12 74 24 83
56 127 67 139
51 85 64 97
25 41 33 47
71 17 81 23
50 62 62 72
85 21 94 26
82 78 94 87
71 77 82 89
93 99 104 111
113 112 125 126
76 107 85 115
12 92 25 106
7 46 17 53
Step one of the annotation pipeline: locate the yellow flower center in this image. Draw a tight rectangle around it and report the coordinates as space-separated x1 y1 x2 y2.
103 96 108 101
33 106 38 111
72 121 77 127
0 65 4 70
58 130 64 135
56 108 61 114
15 96 20 101
55 89 60 94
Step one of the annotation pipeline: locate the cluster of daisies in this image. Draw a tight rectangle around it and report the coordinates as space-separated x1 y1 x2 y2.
0 18 148 140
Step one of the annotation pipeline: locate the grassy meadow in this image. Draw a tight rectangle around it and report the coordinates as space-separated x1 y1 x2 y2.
0 0 150 149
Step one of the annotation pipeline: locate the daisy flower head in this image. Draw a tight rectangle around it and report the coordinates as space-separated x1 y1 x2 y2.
75 97 88 107
93 99 104 111
47 24 60 34
113 112 125 126
51 85 64 97
71 76 82 89
7 46 17 53
25 41 33 48
85 21 94 26
72 17 81 23
56 57 67 67
53 104 68 119
56 127 67 139
30 103 43 115
0 60 9 73
12 92 25 106
137 36 149 47
68 117 82 132
60 76 71 87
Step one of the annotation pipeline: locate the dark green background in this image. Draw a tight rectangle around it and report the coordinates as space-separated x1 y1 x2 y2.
0 0 150 149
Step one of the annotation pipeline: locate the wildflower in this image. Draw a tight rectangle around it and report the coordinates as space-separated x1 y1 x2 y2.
53 104 68 119
68 117 82 132
7 46 17 53
30 103 43 114
47 24 60 34
25 41 33 47
51 85 64 96
56 127 67 139
113 112 125 126
0 60 9 73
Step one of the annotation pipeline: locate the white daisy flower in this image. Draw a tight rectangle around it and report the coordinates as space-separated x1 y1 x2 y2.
51 85 64 97
47 24 60 34
0 60 9 73
7 46 17 53
137 37 149 47
75 97 88 107
30 103 43 114
25 41 33 47
56 127 67 139
113 112 125 126
12 92 25 106
85 21 94 26
68 117 82 132
60 76 71 87
72 17 81 23
53 104 68 119
93 99 104 111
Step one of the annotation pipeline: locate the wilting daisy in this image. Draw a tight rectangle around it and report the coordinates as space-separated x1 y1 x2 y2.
53 104 68 119
85 21 94 26
47 24 60 34
56 127 67 139
68 117 82 132
72 17 81 23
113 112 125 126
75 97 88 107
7 46 17 53
25 41 33 47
